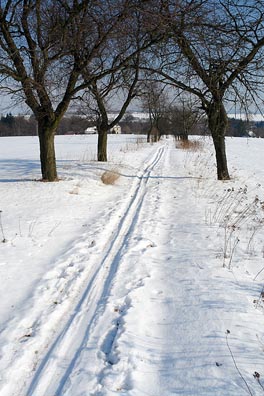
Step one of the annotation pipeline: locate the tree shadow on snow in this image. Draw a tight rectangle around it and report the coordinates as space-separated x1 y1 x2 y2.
0 159 200 183
0 159 40 182
76 164 198 181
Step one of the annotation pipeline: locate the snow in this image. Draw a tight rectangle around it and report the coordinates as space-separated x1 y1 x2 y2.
1 134 264 395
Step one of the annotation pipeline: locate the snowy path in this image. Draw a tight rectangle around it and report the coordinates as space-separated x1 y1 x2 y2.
1 136 264 396
25 144 166 396
50 142 264 396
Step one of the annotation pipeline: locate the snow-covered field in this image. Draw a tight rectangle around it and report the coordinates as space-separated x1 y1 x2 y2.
1 134 264 396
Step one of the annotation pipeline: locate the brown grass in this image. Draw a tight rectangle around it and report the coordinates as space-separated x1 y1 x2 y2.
101 169 120 185
176 139 204 151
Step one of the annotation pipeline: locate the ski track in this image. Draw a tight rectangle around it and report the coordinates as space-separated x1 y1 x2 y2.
23 144 165 396
60 143 264 396
2 139 264 396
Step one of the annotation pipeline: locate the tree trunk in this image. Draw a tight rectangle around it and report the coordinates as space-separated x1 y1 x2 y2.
38 121 57 181
97 129 108 161
207 100 230 180
147 129 151 142
182 128 189 141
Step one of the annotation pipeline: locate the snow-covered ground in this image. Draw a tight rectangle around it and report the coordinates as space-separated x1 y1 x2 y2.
0 134 264 396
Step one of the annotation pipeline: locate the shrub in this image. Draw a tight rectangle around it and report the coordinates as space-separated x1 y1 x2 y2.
176 139 204 151
101 170 120 185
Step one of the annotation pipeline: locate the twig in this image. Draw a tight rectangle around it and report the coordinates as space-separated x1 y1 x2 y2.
254 286 264 308
18 216 22 237
254 265 264 281
228 237 240 270
246 226 259 255
0 210 6 242
225 330 253 396
28 219 37 238
48 221 61 237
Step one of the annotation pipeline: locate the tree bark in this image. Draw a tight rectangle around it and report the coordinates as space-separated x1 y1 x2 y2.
182 127 189 141
38 121 57 181
97 129 108 161
147 129 151 142
207 100 230 180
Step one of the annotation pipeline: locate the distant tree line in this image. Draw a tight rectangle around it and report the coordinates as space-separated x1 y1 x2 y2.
0 114 93 136
226 118 264 138
1 111 263 139
0 114 36 136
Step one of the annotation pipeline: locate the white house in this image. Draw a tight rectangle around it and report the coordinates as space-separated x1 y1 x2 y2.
248 130 257 138
85 124 122 134
85 126 97 134
110 125 121 134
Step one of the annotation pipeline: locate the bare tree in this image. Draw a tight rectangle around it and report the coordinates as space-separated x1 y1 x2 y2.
78 3 165 161
141 0 264 179
141 81 169 142
0 0 135 180
170 96 202 140
80 56 141 161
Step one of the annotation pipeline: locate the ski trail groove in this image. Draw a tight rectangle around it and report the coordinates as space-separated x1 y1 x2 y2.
26 144 165 396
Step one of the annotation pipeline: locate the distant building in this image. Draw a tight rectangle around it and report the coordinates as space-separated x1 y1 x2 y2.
247 130 257 138
110 125 121 134
85 125 122 134
85 126 97 134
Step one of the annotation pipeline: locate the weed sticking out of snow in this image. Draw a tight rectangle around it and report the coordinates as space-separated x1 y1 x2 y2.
225 330 254 396
253 286 264 309
0 210 7 243
119 136 147 153
176 137 215 181
208 185 264 269
176 138 205 151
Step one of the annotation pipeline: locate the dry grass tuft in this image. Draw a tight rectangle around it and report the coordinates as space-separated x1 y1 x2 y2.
101 169 120 185
176 139 204 151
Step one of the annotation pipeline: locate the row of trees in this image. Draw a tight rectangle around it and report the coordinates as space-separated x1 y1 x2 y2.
0 108 203 137
0 114 36 136
0 114 94 136
2 109 260 138
0 1 264 181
